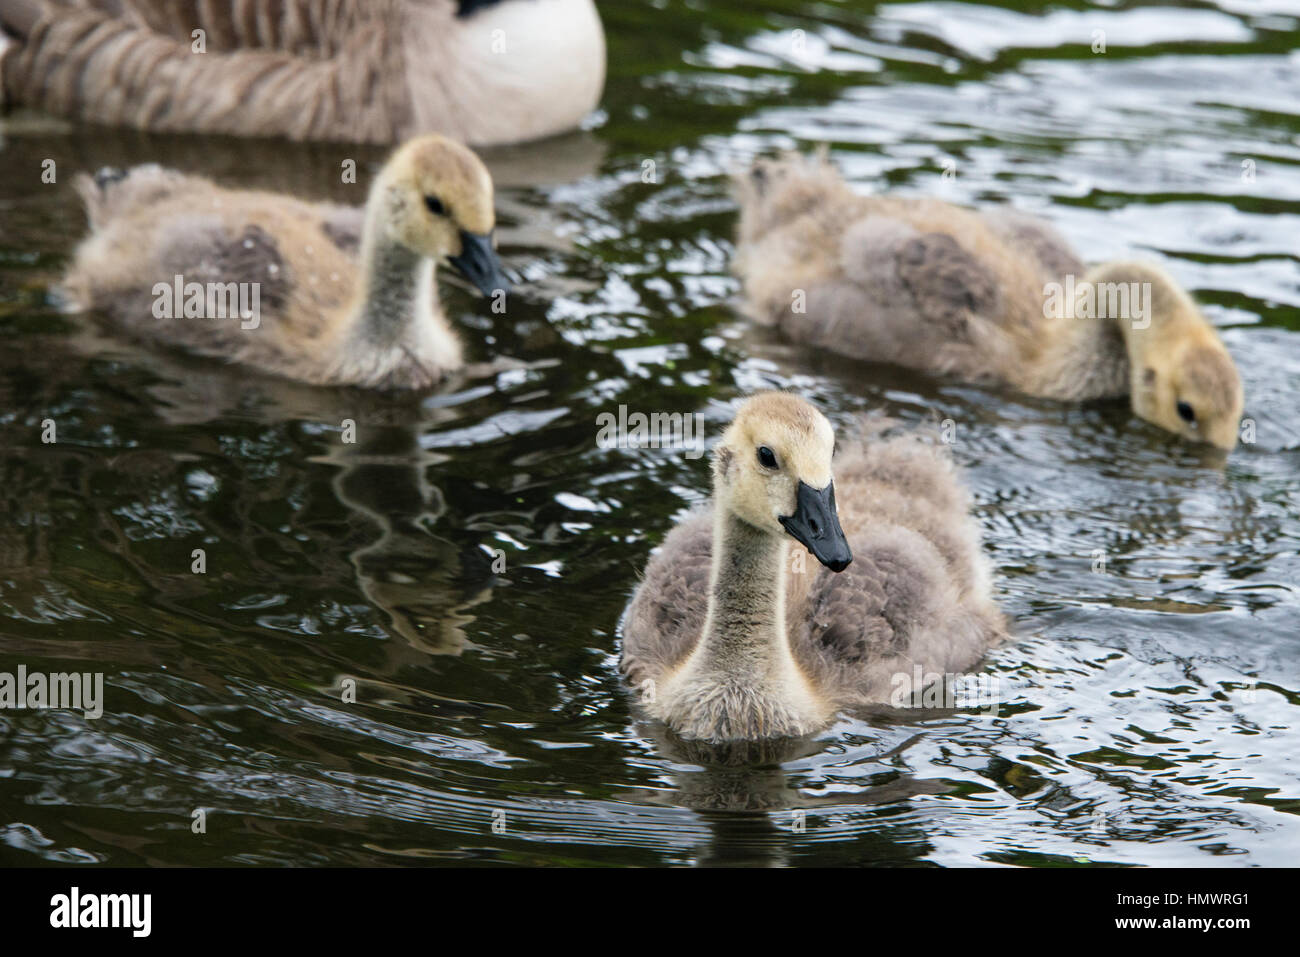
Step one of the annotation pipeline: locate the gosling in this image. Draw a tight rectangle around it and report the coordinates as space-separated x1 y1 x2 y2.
733 153 1245 450
621 392 1007 742
64 134 509 389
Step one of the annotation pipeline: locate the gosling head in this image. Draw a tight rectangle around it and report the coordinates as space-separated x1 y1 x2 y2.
1088 262 1244 451
369 133 509 296
713 392 853 572
1132 337 1244 451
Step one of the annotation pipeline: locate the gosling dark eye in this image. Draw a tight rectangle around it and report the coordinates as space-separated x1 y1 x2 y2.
1176 400 1196 424
757 446 778 469
424 195 446 217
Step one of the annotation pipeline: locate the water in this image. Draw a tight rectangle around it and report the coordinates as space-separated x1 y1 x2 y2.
1 0 1298 867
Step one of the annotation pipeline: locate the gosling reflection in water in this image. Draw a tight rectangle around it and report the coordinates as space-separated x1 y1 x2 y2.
628 719 954 866
330 424 498 662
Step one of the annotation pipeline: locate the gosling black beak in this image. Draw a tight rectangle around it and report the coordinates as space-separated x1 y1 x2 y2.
779 480 852 572
448 230 510 297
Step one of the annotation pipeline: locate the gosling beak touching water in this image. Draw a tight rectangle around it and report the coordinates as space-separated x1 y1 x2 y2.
732 152 1245 452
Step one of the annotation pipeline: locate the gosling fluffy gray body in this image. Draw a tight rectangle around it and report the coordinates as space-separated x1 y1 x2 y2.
732 153 1245 449
622 421 1006 742
63 134 503 389
733 153 1110 398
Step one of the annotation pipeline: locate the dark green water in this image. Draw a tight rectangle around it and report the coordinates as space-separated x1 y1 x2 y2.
1 0 1298 866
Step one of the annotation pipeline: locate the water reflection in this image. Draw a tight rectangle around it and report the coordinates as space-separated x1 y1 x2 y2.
329 417 496 659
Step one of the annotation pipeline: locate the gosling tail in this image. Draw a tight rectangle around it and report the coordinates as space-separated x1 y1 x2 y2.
732 146 842 247
73 163 184 230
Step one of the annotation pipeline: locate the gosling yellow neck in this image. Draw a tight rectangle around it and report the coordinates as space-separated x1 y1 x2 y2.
650 508 826 741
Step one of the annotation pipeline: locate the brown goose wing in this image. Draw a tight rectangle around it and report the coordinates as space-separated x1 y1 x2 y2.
0 0 443 142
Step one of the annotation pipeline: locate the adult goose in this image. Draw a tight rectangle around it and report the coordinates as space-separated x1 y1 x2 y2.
0 0 605 146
